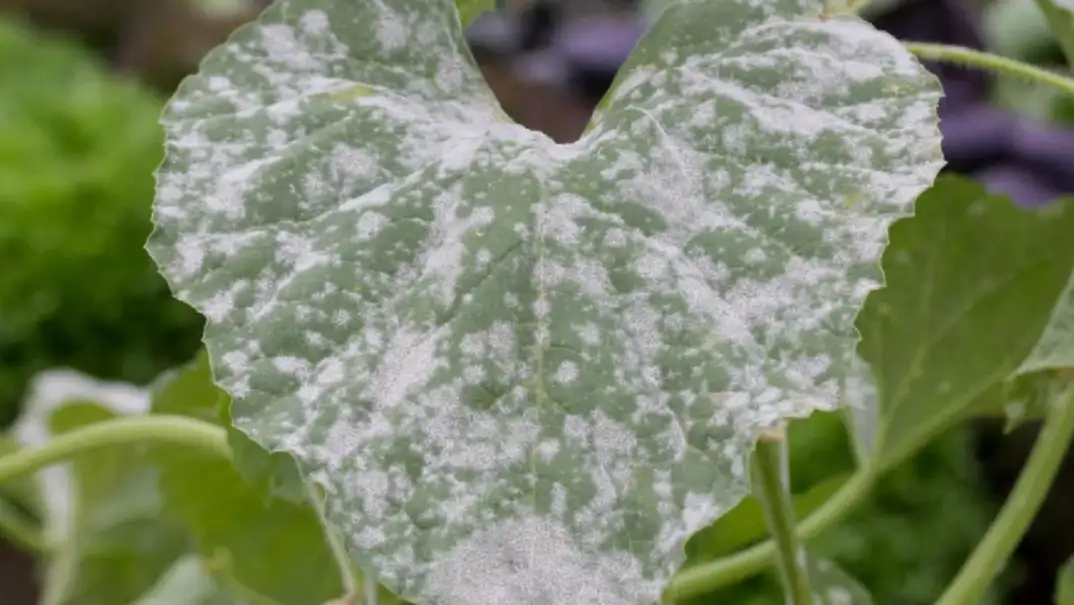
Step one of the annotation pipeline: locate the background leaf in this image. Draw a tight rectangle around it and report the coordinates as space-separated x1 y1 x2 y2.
1032 0 1074 67
1057 555 1074 605
1018 265 1074 374
226 421 308 504
147 0 942 602
130 555 245 605
455 0 496 26
684 411 853 560
855 176 1074 463
9 373 191 605
0 17 204 428
148 354 345 604
808 556 872 605
985 0 1060 62
685 473 848 560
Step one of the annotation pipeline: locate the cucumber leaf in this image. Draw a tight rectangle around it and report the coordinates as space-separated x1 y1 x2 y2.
147 0 942 602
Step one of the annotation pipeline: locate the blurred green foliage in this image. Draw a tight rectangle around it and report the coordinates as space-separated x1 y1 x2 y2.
682 412 1003 605
985 0 1074 126
0 17 204 427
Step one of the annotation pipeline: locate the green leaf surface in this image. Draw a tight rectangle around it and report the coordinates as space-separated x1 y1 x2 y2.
455 0 495 26
1058 555 1074 605
686 473 847 559
855 177 1074 463
227 422 308 503
53 405 191 605
984 0 1060 61
131 555 244 605
0 16 205 427
1018 266 1074 375
684 411 854 561
149 354 344 604
809 556 872 604
147 0 942 602
1033 0 1074 67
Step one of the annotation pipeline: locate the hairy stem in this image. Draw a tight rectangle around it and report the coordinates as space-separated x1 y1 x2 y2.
903 42 1074 99
0 415 229 486
935 385 1074 605
665 468 873 600
751 429 812 605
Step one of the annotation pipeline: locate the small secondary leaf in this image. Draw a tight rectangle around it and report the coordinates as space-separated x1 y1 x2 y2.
10 372 191 605
130 555 244 605
855 177 1074 463
685 473 848 560
1019 267 1074 374
809 556 872 605
147 0 942 602
49 403 193 605
227 421 308 503
148 354 344 604
1057 555 1074 605
1032 0 1074 68
455 0 495 26
686 411 855 561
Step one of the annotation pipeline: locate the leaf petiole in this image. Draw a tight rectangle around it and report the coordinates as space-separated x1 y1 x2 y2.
306 482 367 603
903 41 1074 99
751 428 813 605
0 415 230 486
665 467 874 600
935 384 1074 605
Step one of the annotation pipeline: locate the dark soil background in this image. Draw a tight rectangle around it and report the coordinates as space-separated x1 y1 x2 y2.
0 0 1072 603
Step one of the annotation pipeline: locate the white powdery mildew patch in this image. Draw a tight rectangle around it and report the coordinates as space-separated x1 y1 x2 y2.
147 0 943 604
427 516 644 605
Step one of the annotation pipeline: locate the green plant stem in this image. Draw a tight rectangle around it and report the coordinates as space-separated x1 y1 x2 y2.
0 497 47 553
41 545 80 605
935 386 1074 605
665 468 873 601
1034 0 1074 70
903 42 1074 99
751 432 812 605
0 416 228 605
0 415 229 486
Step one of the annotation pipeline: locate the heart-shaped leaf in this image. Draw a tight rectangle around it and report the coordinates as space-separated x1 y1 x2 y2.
147 0 942 602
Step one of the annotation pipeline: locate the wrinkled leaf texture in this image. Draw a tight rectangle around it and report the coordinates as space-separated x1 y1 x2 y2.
147 0 942 602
